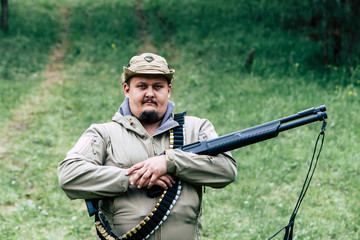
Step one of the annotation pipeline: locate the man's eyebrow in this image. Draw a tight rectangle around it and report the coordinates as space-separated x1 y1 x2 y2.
134 80 166 85
135 81 148 85
153 81 165 85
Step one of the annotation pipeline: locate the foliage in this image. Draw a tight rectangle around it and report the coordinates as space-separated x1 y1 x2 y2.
0 0 359 239
263 0 360 68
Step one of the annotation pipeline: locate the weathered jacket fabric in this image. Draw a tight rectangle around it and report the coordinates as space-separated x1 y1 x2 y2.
58 101 237 240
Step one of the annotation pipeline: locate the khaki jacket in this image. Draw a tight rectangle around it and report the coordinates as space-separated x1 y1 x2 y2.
58 111 237 240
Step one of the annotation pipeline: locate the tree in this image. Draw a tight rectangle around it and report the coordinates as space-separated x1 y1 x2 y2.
309 0 359 67
280 0 360 70
1 0 8 32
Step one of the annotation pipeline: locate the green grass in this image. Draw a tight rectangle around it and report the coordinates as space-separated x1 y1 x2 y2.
0 1 60 127
0 0 359 239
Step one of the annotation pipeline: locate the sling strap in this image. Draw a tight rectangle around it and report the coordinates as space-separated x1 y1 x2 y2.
267 120 327 240
94 112 186 240
146 111 186 198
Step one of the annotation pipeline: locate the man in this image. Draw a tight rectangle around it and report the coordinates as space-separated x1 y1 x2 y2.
58 53 237 240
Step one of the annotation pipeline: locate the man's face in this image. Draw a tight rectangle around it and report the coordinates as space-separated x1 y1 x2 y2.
124 75 171 124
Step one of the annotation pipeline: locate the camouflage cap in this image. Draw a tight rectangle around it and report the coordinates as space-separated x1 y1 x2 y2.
121 53 175 84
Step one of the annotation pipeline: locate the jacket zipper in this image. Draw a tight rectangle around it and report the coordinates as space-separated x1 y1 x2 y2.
150 137 156 156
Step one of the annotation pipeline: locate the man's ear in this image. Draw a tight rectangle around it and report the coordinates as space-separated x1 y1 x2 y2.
123 83 130 98
168 84 172 98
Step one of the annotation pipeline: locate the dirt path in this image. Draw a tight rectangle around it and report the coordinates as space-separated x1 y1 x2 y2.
134 0 158 53
0 2 160 159
0 7 70 160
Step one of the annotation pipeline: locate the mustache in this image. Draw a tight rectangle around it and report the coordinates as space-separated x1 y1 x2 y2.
142 98 158 105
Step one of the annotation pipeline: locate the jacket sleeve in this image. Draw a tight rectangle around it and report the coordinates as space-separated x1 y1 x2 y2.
58 124 129 200
165 117 237 188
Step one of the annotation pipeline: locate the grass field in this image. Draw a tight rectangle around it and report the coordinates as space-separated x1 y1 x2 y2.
0 0 359 239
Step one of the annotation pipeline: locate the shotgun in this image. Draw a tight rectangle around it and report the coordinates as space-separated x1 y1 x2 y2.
180 105 327 155
86 105 327 216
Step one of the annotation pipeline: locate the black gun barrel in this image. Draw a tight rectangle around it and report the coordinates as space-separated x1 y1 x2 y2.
278 111 327 132
180 105 327 156
279 105 326 124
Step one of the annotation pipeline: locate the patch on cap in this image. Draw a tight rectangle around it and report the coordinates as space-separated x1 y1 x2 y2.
144 55 154 62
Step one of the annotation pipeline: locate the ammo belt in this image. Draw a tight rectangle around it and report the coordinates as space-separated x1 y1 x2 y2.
95 112 186 240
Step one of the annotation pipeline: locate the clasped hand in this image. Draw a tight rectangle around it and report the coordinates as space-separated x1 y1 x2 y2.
125 155 175 189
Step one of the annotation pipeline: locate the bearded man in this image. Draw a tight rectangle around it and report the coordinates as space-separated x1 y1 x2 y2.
58 53 237 240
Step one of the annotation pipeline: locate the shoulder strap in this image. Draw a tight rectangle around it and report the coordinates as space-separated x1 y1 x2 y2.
172 111 186 148
147 111 187 197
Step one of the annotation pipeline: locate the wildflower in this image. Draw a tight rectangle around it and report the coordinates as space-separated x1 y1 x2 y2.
334 90 338 94
348 91 352 95
350 84 354 88
328 64 332 68
357 80 360 84
111 43 117 50
355 92 358 97
334 66 338 71
295 63 299 67
335 85 339 89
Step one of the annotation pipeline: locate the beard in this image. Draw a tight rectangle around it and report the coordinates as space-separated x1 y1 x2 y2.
139 110 161 124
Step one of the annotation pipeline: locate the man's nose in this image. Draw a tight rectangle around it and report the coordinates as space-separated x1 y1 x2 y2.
145 87 155 97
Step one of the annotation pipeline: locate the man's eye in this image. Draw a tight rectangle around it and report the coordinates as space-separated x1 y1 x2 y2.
138 85 146 89
154 85 162 90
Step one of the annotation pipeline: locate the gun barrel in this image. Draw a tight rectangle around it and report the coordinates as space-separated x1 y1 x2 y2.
278 111 327 132
182 106 327 156
279 105 326 124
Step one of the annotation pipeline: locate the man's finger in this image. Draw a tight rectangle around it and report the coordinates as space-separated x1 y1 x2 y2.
126 162 144 176
163 174 175 184
147 174 161 189
158 175 173 187
152 179 168 189
129 168 146 185
137 171 152 188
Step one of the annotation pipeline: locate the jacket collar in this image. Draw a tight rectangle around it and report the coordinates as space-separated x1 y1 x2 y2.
114 98 179 136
